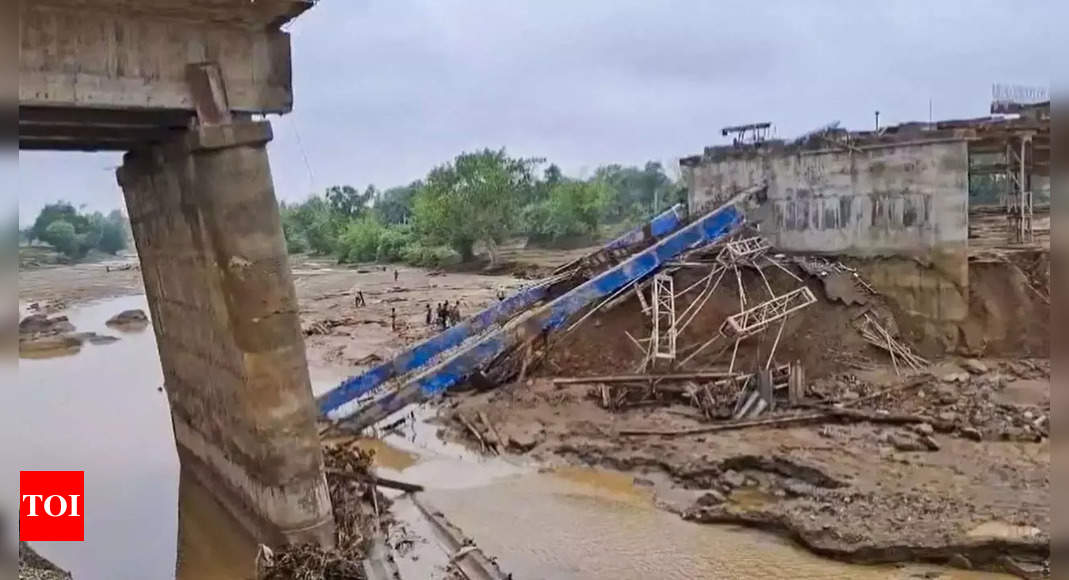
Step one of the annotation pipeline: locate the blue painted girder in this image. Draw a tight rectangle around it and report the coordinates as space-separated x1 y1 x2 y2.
317 203 688 417
332 199 746 427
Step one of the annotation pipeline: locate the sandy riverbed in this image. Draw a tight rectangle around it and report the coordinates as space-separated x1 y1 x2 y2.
18 252 1049 579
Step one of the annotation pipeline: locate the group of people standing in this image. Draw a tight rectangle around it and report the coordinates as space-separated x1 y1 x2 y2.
428 301 461 329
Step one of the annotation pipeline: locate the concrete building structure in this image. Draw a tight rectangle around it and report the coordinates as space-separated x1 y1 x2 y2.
681 105 1050 324
19 1 334 546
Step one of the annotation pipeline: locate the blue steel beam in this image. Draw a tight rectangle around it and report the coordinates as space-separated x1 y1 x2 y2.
317 203 688 417
317 283 550 415
608 203 687 248
332 195 750 428
551 203 686 275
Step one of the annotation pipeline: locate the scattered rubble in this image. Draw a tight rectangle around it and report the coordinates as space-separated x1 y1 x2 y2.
19 543 71 580
422 231 1048 575
257 446 379 580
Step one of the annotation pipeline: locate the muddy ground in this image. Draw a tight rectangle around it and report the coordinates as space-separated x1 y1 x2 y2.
18 249 1050 578
438 256 1049 578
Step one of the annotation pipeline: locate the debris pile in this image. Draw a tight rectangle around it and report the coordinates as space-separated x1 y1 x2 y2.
438 231 950 449
807 360 1050 442
256 446 377 580
530 234 841 426
19 542 72 580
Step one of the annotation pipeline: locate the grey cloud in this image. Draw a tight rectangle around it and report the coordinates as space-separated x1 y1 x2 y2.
19 0 1058 222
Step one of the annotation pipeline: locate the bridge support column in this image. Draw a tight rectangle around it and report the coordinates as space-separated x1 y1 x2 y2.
117 121 334 547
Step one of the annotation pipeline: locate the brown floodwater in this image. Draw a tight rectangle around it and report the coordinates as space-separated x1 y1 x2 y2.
11 296 1012 580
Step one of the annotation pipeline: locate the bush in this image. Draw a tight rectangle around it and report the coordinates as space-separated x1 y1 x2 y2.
336 217 385 263
97 221 127 254
375 226 414 262
42 220 79 258
285 231 309 254
400 242 460 267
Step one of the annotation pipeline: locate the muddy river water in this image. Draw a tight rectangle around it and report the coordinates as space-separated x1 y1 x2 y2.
12 296 1009 579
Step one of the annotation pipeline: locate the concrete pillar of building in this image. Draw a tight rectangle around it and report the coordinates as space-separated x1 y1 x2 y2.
116 121 334 547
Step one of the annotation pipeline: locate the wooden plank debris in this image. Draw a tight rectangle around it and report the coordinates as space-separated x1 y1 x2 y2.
860 314 928 370
325 468 425 493
553 372 738 385
478 411 505 455
458 414 488 454
620 407 946 437
788 361 806 405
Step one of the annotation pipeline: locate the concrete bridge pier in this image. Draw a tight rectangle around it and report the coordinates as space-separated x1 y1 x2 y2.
117 120 335 546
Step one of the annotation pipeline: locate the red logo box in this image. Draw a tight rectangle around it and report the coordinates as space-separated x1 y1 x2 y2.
20 471 84 541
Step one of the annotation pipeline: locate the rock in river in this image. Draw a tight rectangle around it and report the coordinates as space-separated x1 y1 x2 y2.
19 335 83 358
18 314 75 337
106 309 149 329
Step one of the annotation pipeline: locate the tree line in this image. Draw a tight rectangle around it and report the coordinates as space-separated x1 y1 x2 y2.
22 202 129 259
280 148 686 267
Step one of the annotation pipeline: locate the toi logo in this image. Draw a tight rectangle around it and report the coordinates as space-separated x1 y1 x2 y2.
20 471 84 541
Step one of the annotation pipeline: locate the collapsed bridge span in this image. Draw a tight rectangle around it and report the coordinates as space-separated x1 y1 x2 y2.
325 186 764 430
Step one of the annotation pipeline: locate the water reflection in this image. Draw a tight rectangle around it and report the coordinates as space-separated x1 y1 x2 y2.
10 296 177 579
175 467 257 580
11 296 256 580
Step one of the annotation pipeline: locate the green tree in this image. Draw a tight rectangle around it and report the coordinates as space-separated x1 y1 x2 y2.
336 216 386 263
97 213 128 254
593 161 678 221
42 220 79 258
31 202 89 243
325 185 373 219
525 180 610 241
375 226 413 262
412 148 538 263
281 196 338 255
373 182 421 225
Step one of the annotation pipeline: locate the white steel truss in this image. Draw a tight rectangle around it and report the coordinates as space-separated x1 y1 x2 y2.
651 273 677 359
1006 135 1035 244
716 236 771 267
719 286 817 339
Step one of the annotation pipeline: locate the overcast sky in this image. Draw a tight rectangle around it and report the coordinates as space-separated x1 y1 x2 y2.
17 0 1058 225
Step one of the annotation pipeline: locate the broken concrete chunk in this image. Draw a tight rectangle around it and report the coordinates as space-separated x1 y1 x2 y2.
941 372 970 384
502 422 544 452
889 433 927 452
959 427 983 442
696 490 726 506
782 479 816 497
912 423 935 436
720 469 746 489
934 386 957 405
947 553 972 569
920 435 940 451
961 359 988 375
